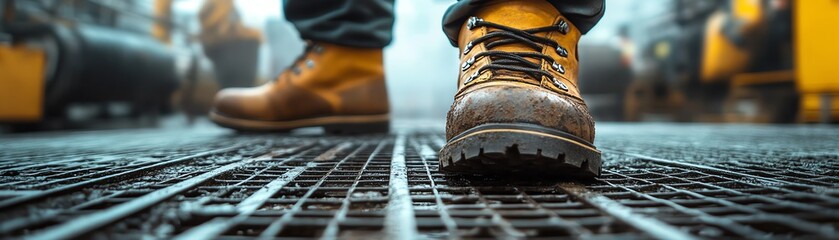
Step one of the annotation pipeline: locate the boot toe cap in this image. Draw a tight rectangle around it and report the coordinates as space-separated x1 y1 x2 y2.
212 88 268 120
446 85 595 142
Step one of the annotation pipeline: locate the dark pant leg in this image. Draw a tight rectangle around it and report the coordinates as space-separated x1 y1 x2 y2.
441 0 605 46
284 0 395 48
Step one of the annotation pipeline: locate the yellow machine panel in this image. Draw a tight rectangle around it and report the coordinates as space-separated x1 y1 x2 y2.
801 94 839 121
701 0 764 83
0 44 45 122
701 11 751 83
796 0 839 122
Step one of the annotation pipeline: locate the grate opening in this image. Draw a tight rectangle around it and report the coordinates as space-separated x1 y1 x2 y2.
2 125 837 239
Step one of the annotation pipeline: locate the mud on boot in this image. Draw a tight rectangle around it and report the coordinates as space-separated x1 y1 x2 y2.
439 0 601 177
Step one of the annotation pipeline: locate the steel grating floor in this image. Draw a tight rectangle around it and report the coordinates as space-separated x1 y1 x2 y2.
0 122 838 239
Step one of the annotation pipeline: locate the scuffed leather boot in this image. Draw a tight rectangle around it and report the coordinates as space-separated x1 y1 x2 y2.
210 42 390 133
439 0 601 177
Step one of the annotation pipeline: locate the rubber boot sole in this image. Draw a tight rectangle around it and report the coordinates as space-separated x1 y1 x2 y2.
438 123 601 178
209 111 390 134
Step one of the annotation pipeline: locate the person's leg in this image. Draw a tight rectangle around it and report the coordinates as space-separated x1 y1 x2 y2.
209 0 395 133
441 0 604 46
438 0 605 177
284 0 395 48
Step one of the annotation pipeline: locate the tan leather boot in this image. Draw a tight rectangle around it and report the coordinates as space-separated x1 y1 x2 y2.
210 42 390 133
439 0 601 177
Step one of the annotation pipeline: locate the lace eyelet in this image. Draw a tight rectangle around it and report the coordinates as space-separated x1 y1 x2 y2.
465 71 479 84
556 46 568 57
552 62 566 74
558 19 569 34
461 57 476 71
463 42 473 55
467 16 483 30
551 77 569 91
305 59 315 69
312 45 324 54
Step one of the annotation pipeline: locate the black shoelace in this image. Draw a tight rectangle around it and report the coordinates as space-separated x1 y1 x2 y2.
461 16 570 91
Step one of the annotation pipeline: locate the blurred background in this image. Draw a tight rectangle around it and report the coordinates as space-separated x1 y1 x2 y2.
1 0 837 132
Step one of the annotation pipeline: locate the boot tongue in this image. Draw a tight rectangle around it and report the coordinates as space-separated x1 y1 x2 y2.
473 0 561 53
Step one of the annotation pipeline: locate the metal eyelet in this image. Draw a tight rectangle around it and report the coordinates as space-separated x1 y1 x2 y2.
467 16 483 30
463 42 473 55
552 62 566 74
305 59 315 69
551 77 569 91
461 56 476 72
312 45 325 54
556 46 568 57
558 19 569 34
291 66 301 75
464 71 479 84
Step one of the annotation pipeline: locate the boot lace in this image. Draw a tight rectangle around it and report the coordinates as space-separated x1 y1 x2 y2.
461 16 570 91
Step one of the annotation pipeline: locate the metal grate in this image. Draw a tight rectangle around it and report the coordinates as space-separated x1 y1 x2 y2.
0 123 837 239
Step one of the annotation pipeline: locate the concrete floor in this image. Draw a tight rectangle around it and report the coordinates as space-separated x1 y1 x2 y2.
0 120 837 239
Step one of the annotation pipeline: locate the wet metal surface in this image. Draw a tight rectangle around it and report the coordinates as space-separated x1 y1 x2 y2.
0 122 837 239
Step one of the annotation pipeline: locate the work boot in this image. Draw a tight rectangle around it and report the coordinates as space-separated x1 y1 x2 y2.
439 0 601 177
210 42 390 133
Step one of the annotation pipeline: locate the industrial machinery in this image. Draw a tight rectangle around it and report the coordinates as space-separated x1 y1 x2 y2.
578 41 632 121
163 0 263 123
0 0 179 130
790 0 838 123
197 0 261 89
622 0 839 123
0 0 263 130
622 0 726 122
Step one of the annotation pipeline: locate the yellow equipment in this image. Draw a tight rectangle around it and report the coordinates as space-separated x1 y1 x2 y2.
701 12 751 82
796 0 839 123
0 44 45 122
709 0 839 123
